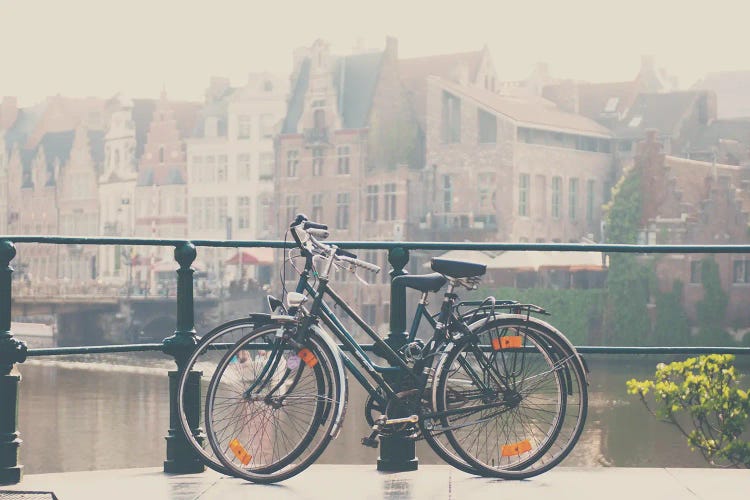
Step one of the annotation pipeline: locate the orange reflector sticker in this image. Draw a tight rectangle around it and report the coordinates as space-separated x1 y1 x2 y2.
229 438 252 465
298 348 318 368
492 336 523 350
501 439 532 457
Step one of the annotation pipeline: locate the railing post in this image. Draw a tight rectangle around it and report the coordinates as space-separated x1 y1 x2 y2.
161 242 204 474
0 240 27 485
378 246 418 472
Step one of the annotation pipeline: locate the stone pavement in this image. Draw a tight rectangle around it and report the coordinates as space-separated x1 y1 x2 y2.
1 465 748 500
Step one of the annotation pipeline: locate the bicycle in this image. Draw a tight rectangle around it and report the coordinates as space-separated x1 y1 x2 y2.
198 216 588 482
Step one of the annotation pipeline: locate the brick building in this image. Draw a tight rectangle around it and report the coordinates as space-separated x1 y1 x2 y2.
633 133 750 324
276 38 419 332
415 76 614 244
133 92 200 293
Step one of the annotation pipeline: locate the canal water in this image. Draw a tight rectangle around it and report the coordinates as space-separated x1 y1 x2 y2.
16 354 744 474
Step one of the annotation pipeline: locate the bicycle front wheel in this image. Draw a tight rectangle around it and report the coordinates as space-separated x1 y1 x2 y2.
205 323 342 483
177 317 266 475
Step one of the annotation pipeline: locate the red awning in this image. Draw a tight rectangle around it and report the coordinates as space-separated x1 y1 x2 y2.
225 248 274 266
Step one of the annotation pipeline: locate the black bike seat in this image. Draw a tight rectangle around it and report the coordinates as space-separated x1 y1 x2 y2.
392 272 447 293
431 258 487 279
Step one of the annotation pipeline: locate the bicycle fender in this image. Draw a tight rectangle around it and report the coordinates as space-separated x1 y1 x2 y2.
468 314 590 385
309 324 348 439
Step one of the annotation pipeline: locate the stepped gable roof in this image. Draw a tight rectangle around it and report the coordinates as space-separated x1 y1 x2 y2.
281 51 384 134
136 164 186 186
614 91 704 140
437 77 611 136
400 50 483 126
693 70 750 119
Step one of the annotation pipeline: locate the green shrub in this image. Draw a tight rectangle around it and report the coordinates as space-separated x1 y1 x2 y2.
626 354 750 467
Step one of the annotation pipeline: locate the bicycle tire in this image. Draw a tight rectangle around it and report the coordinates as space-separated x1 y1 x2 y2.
437 316 587 479
176 317 266 475
205 323 343 483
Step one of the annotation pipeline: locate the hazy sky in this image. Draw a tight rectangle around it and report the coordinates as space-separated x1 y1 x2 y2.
1 0 748 105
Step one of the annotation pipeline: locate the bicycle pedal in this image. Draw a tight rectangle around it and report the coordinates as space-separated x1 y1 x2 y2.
361 436 379 448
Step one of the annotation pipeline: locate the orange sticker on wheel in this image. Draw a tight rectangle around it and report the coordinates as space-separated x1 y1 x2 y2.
501 439 532 456
298 348 318 368
492 336 523 350
229 438 252 465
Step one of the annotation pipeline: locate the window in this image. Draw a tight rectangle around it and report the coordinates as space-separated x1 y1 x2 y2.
158 146 164 163
384 183 397 221
263 80 273 92
569 178 579 220
205 155 216 182
337 146 350 174
218 197 227 229
733 259 750 283
441 91 461 143
286 150 298 177
238 115 251 139
478 109 497 143
191 156 202 182
336 193 350 230
312 147 324 176
258 195 272 232
478 173 496 212
519 173 530 217
442 175 452 213
259 152 274 180
313 109 326 130
204 197 215 230
311 193 323 222
238 196 250 229
285 195 298 224
260 114 275 138
366 185 379 221
586 179 596 223
690 261 702 284
217 155 228 182
237 154 251 181
551 176 562 219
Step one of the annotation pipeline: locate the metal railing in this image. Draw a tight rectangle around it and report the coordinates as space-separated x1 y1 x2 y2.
2 236 750 485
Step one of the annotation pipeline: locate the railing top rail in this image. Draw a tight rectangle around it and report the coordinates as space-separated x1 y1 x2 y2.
23 344 750 357
2 235 750 253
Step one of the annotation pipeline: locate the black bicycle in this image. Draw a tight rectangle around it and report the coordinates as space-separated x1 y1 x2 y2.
189 216 588 482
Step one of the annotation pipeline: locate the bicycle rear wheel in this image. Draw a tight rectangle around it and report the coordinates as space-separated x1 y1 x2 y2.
435 317 578 478
205 323 342 483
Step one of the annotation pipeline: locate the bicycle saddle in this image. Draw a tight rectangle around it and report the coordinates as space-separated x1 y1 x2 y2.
431 258 487 279
391 272 447 293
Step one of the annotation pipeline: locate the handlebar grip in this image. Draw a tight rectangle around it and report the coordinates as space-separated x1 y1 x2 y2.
308 228 330 239
336 248 358 259
303 221 328 230
355 259 381 274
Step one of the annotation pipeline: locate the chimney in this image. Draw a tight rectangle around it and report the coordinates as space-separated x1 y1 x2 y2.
1 97 19 129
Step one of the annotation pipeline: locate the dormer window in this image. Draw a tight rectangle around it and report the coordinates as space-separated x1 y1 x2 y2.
604 97 619 113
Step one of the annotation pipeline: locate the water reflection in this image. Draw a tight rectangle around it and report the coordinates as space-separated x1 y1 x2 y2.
17 354 745 474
